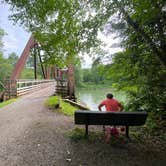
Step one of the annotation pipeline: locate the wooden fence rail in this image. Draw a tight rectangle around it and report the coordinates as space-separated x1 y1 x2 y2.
4 79 55 100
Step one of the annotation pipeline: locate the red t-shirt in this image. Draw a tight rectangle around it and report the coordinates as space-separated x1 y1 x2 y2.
100 98 122 112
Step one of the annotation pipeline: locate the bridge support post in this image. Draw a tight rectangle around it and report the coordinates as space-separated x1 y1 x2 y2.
33 47 37 79
67 64 75 101
10 35 36 80
45 66 51 79
3 80 17 100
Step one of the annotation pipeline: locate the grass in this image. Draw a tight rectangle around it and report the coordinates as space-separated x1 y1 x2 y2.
66 127 132 147
66 128 86 141
0 98 17 108
66 127 104 142
45 95 79 116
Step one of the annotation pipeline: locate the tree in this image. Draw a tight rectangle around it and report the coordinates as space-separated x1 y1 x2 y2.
7 52 18 66
91 57 104 84
0 27 5 53
4 0 104 67
4 0 166 66
0 27 13 82
74 64 83 87
4 1 81 67
84 0 166 119
0 54 13 81
85 0 166 67
82 69 93 83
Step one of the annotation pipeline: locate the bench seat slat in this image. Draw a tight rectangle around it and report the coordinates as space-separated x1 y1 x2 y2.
75 110 147 126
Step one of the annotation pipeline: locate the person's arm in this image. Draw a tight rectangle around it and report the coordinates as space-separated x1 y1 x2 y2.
98 101 105 111
119 103 124 111
98 104 102 111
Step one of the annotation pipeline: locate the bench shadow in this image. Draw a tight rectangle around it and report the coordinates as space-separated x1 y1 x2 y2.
66 127 166 166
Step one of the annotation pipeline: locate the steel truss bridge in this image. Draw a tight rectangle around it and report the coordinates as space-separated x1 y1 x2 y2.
1 35 75 101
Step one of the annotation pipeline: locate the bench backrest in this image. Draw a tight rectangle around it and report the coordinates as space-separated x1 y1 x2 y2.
75 110 148 126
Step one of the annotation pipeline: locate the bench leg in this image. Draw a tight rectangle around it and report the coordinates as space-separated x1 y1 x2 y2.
126 126 129 138
85 124 88 137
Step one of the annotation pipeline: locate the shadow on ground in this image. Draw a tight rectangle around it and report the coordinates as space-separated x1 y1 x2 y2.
66 127 166 166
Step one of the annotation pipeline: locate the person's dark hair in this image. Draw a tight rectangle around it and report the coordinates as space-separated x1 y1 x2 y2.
106 93 113 99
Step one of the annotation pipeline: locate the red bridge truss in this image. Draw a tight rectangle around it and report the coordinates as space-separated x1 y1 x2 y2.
3 35 75 101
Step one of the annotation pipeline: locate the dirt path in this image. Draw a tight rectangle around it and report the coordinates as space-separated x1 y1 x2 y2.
0 85 165 166
0 85 74 166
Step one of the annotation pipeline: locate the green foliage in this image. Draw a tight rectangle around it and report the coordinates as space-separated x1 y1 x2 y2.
20 56 44 79
5 0 87 67
0 53 13 81
20 68 35 79
78 58 109 85
74 64 83 87
66 128 87 141
61 101 78 116
0 98 16 108
45 96 78 116
26 54 34 68
7 52 18 66
66 127 103 142
0 28 6 52
4 0 106 68
84 0 166 126
0 28 12 82
77 83 111 90
101 49 166 118
45 95 59 108
82 68 93 83
0 27 20 83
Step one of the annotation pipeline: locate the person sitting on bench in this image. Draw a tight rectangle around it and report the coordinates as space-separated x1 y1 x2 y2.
98 93 123 112
98 93 124 140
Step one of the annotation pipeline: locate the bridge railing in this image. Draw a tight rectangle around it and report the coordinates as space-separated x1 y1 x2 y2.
17 79 55 96
4 79 55 100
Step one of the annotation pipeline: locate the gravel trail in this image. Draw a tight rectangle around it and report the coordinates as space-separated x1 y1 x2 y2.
0 85 73 166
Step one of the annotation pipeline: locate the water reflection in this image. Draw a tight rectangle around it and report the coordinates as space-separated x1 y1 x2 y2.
76 88 126 111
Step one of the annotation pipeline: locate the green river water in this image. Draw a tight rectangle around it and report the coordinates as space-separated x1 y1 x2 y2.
76 88 127 111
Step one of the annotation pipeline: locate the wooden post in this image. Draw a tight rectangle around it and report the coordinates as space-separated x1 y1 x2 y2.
85 124 89 137
3 80 17 100
51 67 56 79
45 67 51 79
126 125 129 138
54 67 58 79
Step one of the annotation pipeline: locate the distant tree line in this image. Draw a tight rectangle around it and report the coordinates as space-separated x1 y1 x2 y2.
75 57 111 87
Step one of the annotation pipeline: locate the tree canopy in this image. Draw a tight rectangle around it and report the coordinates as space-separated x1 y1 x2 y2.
4 0 103 67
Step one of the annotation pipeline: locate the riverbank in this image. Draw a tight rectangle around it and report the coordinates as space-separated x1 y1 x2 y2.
45 96 80 116
77 82 112 90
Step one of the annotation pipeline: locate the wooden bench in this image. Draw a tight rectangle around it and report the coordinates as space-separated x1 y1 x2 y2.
74 110 148 138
